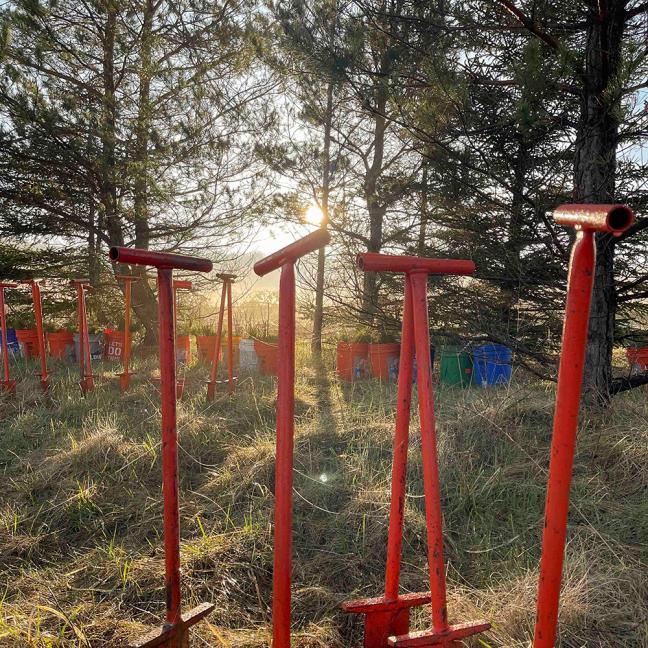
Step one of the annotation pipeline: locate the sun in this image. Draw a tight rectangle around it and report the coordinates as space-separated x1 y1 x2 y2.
304 203 324 226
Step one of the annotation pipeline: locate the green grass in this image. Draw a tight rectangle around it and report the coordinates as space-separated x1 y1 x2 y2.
0 349 646 647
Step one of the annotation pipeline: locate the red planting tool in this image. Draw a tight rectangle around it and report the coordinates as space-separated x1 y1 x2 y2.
108 246 214 648
173 280 192 398
533 204 634 648
173 279 193 338
0 282 18 394
18 280 49 392
253 229 331 648
207 273 237 399
342 253 490 648
115 275 139 392
71 279 95 394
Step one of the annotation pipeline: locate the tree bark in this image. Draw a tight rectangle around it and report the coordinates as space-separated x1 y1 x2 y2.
102 0 158 347
417 163 429 255
311 79 334 357
88 194 99 285
128 0 158 347
573 0 627 404
100 4 121 249
501 135 530 335
361 82 388 322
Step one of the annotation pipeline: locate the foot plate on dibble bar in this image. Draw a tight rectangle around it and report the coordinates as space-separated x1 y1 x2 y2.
387 620 491 648
130 602 215 648
342 592 433 648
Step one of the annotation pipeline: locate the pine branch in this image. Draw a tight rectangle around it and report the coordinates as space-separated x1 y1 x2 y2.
494 0 562 50
625 2 648 19
617 216 648 241
610 370 648 394
617 290 648 303
468 74 580 95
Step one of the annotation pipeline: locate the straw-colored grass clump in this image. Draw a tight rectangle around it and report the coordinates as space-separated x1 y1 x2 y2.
0 355 646 646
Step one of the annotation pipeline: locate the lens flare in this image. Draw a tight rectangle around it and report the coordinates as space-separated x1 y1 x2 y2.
304 204 324 226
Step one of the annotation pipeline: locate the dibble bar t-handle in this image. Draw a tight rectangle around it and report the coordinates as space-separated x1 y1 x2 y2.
253 229 331 648
109 246 215 648
533 204 634 648
342 253 490 648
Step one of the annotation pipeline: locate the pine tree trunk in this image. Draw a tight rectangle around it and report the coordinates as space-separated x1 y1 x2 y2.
501 136 529 336
361 86 387 323
101 5 121 249
311 79 334 357
129 0 158 347
417 164 429 255
102 0 158 348
88 196 99 285
573 0 626 404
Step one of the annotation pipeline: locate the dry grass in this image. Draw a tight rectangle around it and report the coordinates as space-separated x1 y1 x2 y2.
0 350 646 647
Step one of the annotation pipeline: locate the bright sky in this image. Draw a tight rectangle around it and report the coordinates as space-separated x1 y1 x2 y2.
254 203 324 249
234 202 325 292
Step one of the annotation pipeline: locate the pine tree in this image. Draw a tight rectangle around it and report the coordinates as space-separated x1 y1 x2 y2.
0 0 273 342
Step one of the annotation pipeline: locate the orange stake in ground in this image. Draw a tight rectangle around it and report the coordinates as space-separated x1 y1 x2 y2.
0 282 18 394
116 275 139 392
18 280 49 392
172 280 192 397
71 279 94 394
207 273 237 399
342 253 490 648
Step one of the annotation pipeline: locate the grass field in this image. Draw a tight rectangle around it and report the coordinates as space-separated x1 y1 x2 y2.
0 348 646 647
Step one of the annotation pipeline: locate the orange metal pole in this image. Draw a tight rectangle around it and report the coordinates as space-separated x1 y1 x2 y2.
253 232 330 648
116 276 138 392
172 279 192 398
82 287 93 391
384 276 414 601
18 281 49 391
72 280 94 394
226 278 234 394
108 246 214 648
206 274 237 400
408 271 448 634
160 268 183 626
172 280 192 334
206 280 227 401
533 204 635 648
271 261 296 648
31 282 49 391
342 278 423 647
0 283 18 393
122 279 132 390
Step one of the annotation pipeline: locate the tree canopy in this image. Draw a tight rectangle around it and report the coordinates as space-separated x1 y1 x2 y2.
1 0 647 396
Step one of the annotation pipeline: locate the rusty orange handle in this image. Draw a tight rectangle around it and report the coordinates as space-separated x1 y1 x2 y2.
109 246 212 272
553 204 634 234
254 229 330 276
357 253 475 275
